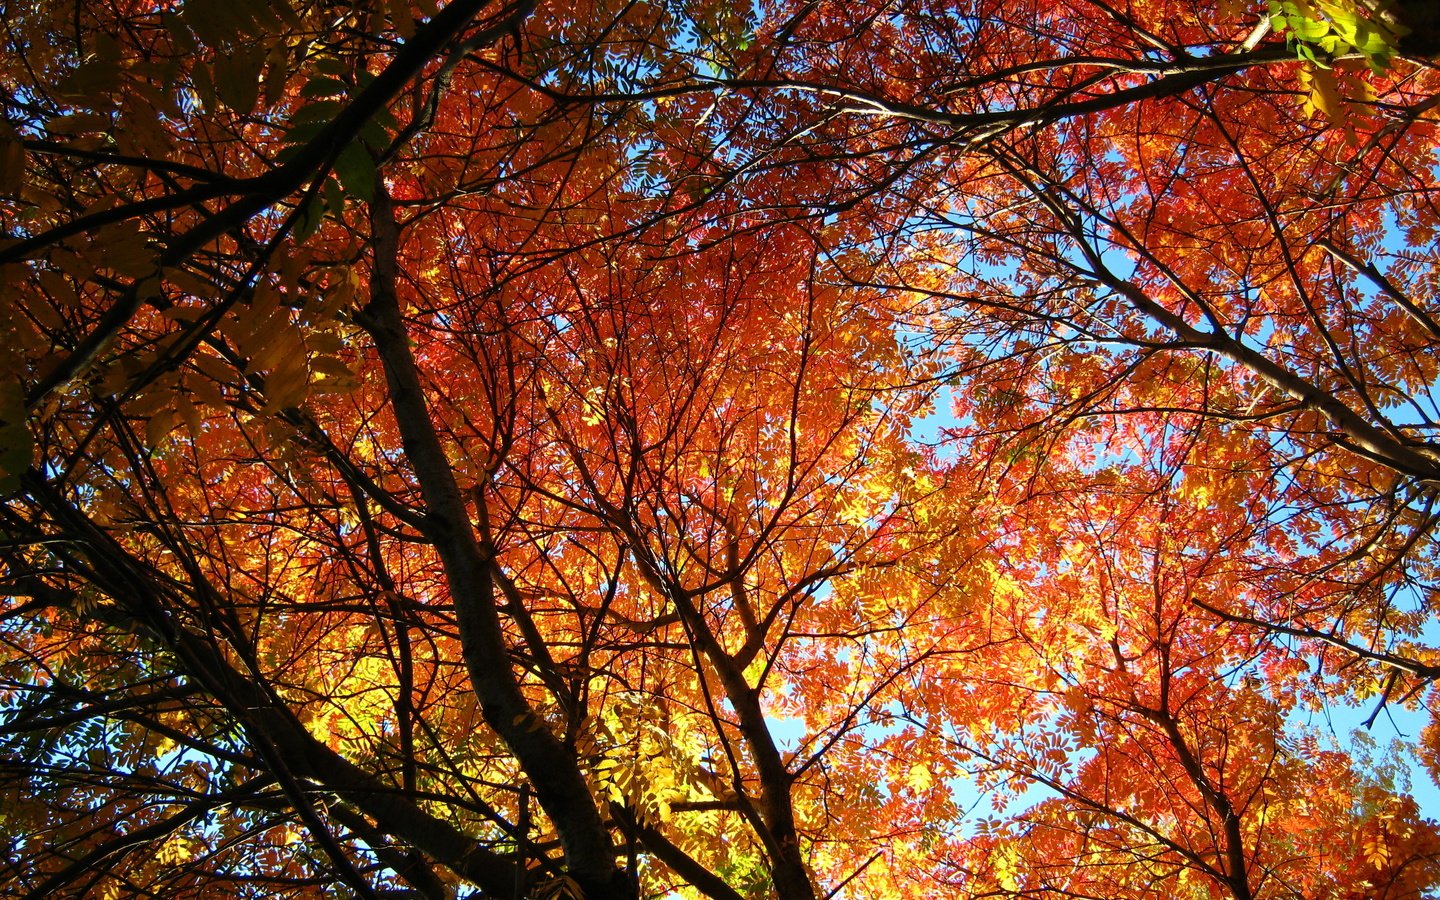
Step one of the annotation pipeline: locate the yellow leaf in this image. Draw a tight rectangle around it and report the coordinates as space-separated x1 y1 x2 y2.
147 408 179 446
387 0 416 38
261 350 309 411
906 762 934 792
1298 65 1345 122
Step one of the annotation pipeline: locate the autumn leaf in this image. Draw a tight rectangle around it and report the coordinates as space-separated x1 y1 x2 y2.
0 1 1438 899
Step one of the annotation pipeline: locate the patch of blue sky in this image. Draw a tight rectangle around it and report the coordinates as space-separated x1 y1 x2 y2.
1300 686 1440 810
871 158 1440 838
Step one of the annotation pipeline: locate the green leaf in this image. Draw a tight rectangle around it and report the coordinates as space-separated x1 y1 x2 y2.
357 117 392 152
191 62 217 112
300 77 349 99
333 142 376 202
292 193 325 243
181 0 265 47
289 99 346 127
262 43 291 106
181 0 231 48
213 45 266 114
314 56 350 76
280 119 329 148
323 176 345 216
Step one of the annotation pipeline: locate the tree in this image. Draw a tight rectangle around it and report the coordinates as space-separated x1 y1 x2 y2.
0 0 1438 898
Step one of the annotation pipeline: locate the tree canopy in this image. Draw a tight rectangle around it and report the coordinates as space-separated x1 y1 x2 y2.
2 0 1440 897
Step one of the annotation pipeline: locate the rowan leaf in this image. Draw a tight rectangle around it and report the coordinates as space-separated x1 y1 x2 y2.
2 3 1438 900
333 142 376 202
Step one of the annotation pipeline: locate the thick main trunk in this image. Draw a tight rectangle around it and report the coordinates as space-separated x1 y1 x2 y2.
361 189 629 897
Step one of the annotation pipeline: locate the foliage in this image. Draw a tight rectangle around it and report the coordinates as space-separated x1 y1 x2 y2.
1268 0 1406 70
0 0 1438 898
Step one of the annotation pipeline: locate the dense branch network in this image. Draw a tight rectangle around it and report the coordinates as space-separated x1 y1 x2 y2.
1 0 1438 898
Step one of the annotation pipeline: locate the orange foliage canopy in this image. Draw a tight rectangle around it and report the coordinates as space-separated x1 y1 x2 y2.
1 0 1439 897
